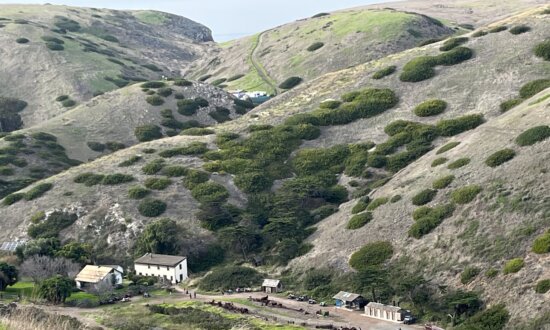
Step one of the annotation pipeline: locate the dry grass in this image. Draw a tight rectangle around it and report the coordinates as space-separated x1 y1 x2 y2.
0 307 91 330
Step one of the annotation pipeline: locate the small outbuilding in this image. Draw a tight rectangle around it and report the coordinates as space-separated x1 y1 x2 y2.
261 279 283 293
75 265 123 290
332 291 366 310
364 302 406 322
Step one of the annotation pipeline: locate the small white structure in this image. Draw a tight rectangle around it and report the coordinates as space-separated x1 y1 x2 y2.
261 279 283 293
75 265 123 290
364 302 406 323
134 253 187 284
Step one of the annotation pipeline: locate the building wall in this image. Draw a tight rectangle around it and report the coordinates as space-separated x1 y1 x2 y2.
135 260 187 284
364 306 404 322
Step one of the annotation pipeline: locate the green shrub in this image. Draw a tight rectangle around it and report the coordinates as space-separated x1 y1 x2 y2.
16 38 29 44
46 42 64 51
451 185 482 204
500 98 523 112
105 141 125 152
485 268 498 278
319 100 342 109
412 189 437 206
418 37 444 46
454 304 509 330
535 279 550 293
61 99 76 107
489 26 507 33
24 183 53 200
347 212 373 230
191 182 229 204
158 142 208 158
54 16 80 31
519 79 550 99
200 266 262 291
27 211 77 238
144 177 171 190
431 157 448 167
234 98 255 109
3 193 24 205
41 36 64 44
162 165 188 177
183 170 209 190
118 155 142 167
485 149 516 167
157 88 173 97
472 30 488 37
209 107 231 123
86 141 105 152
142 159 165 175
409 203 455 238
226 74 244 82
141 81 166 89
101 174 134 185
292 145 350 176
177 99 201 116
509 25 530 35
503 258 524 274
400 47 473 82
437 141 460 154
440 37 468 51
138 198 167 217
532 230 550 254
372 65 396 80
436 114 484 136
74 172 105 186
180 128 214 136
146 95 164 106
134 124 162 142
142 64 162 72
0 166 14 176
367 197 389 211
307 42 324 51
432 175 455 189
448 157 470 169
211 78 227 86
390 195 402 203
349 241 393 271
409 215 442 238
352 200 369 214
461 266 481 284
534 40 550 61
279 77 303 89
414 99 447 117
30 211 45 223
128 186 150 199
515 126 550 146
234 172 271 193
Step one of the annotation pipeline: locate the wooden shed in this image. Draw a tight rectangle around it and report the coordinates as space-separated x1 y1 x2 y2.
261 279 282 293
332 291 366 310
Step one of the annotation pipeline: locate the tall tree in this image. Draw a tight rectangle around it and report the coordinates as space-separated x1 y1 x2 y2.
218 226 260 261
134 218 187 255
21 255 80 283
0 263 18 290
38 275 74 304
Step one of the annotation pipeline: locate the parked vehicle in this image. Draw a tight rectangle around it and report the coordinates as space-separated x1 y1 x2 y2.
319 302 327 306
404 315 416 324
297 295 308 301
287 294 296 300
308 299 317 304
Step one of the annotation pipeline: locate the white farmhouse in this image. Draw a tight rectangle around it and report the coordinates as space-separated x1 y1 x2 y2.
134 253 187 284
75 265 123 290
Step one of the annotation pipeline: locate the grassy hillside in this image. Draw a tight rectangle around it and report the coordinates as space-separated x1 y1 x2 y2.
188 8 461 94
0 4 213 130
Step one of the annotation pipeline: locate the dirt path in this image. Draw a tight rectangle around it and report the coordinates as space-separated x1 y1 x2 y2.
250 31 279 95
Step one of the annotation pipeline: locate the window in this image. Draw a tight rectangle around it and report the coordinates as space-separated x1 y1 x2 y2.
179 264 182 269
139 272 142 276
170 276 173 281
157 266 160 270
167 267 169 271
148 265 150 269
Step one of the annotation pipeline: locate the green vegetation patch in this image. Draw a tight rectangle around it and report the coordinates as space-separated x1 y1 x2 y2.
367 197 389 211
307 42 325 52
437 141 460 154
431 157 448 167
500 98 523 112
432 175 455 189
138 198 167 217
485 149 516 167
436 114 484 136
74 172 105 186
412 189 437 206
440 37 469 51
447 157 471 169
347 212 373 230
515 125 550 146
532 230 550 254
119 155 142 167
159 142 208 158
135 124 163 142
509 25 530 35
319 100 342 109
209 107 231 123
372 65 397 80
460 266 480 284
451 185 482 204
234 172 271 193
191 182 229 204
24 183 53 201
27 211 77 239
146 95 164 106
472 30 488 38
180 128 214 136
128 186 150 199
162 165 188 177
200 266 262 291
534 40 550 61
352 200 369 214
279 76 303 89
400 47 474 82
142 159 165 175
144 177 172 190
414 99 447 117
15 37 29 44
535 279 550 293
519 79 550 99
101 173 134 185
349 241 393 271
489 26 507 33
409 203 455 238
503 258 524 274
141 81 166 89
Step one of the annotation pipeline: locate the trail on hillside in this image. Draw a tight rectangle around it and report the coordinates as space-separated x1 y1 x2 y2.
250 31 279 95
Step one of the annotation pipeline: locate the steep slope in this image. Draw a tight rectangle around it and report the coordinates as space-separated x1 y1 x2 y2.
188 8 460 94
0 4 213 130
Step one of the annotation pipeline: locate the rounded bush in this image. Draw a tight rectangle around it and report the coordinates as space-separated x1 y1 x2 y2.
489 26 507 33
74 172 104 186
128 186 150 199
372 65 396 80
411 189 437 206
46 42 64 51
307 42 324 52
447 157 470 169
408 215 441 238
532 230 550 254
101 174 134 185
61 99 76 107
432 175 455 189
414 99 447 117
436 141 460 154
157 88 173 97
440 37 468 51
141 81 166 89
485 148 516 167
191 182 229 204
180 128 214 136
162 165 188 177
352 200 369 214
279 77 303 89
347 212 373 230
144 177 171 190
146 95 164 106
431 157 448 167
460 266 480 284
367 197 389 211
515 126 550 146
519 79 550 99
319 100 341 109
485 268 498 278
226 74 244 82
349 241 393 271
142 159 165 175
234 172 271 193
500 98 523 112
24 183 53 200
400 56 437 82
3 193 24 206
436 114 484 136
134 124 162 142
138 198 167 217
503 258 524 274
509 25 530 35
472 30 487 38
451 185 482 204
534 40 550 61
535 279 550 294
16 38 29 44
